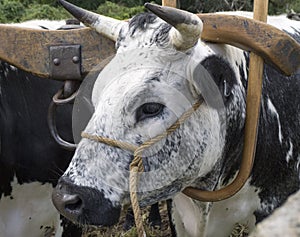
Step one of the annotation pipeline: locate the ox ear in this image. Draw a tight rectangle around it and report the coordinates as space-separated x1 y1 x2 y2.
190 63 225 110
59 0 127 41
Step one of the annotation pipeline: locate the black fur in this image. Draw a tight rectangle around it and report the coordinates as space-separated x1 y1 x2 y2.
0 61 81 236
200 55 238 106
199 31 300 223
252 63 300 221
129 12 157 36
128 12 172 47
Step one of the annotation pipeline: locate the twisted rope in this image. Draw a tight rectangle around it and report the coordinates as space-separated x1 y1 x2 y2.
129 166 145 237
81 97 203 237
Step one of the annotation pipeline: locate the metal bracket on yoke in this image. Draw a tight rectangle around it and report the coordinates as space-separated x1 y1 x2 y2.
49 45 82 80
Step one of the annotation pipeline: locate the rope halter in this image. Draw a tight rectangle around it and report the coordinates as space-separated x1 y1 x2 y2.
81 97 204 237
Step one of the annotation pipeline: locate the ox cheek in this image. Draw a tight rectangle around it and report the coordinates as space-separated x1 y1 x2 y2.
52 176 121 226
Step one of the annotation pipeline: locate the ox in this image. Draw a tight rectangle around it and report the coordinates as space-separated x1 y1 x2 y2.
52 1 300 236
0 20 162 236
0 21 82 237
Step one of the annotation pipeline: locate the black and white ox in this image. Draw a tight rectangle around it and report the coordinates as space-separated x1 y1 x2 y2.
0 19 162 236
52 1 300 236
0 21 82 237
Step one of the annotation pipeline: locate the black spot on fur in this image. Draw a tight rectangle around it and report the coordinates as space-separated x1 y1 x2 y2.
116 27 126 49
129 12 172 48
154 23 172 47
200 55 237 105
150 77 160 82
251 63 300 222
0 61 81 235
129 12 157 36
61 218 82 237
197 56 247 185
285 28 300 43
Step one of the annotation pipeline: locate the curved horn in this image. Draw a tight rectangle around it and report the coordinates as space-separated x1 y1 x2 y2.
59 0 126 41
145 3 202 51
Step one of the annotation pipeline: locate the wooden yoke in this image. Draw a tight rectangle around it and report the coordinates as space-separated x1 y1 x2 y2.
0 10 299 79
0 26 115 79
197 13 300 76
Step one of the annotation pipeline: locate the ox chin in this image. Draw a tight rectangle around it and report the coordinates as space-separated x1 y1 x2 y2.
52 177 121 226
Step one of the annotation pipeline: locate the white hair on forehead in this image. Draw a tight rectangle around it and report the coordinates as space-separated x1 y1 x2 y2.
90 44 229 116
91 48 191 107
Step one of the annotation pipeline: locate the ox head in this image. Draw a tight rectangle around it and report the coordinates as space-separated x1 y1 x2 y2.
52 1 244 226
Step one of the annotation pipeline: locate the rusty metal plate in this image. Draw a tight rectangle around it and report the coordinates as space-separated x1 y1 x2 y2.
50 45 81 80
0 26 116 80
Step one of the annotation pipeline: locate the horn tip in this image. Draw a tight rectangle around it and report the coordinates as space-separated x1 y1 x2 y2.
144 2 155 8
144 2 163 13
58 0 76 13
58 0 69 8
145 2 200 29
58 0 96 26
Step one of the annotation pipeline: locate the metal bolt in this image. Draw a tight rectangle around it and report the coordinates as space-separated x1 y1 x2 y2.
53 58 60 66
72 56 80 64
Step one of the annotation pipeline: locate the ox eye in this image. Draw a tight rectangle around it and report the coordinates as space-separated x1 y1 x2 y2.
136 103 164 121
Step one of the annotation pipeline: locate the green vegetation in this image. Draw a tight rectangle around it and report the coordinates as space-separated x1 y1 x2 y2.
96 1 144 20
21 4 69 21
0 0 68 22
0 0 299 23
0 0 25 22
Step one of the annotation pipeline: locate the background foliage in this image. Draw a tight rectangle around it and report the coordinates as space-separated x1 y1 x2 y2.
0 0 299 23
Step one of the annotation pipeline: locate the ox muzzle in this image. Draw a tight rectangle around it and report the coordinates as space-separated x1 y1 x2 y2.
52 176 121 226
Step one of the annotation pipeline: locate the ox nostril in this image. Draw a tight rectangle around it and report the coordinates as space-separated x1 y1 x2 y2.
53 177 121 226
63 194 83 213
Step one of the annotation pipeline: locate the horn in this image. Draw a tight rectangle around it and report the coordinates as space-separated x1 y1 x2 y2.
145 3 202 51
59 0 126 41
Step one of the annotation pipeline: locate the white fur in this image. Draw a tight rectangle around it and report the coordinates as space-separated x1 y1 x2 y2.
286 139 293 163
0 178 62 237
172 193 209 237
10 20 66 30
206 180 260 236
172 181 261 237
296 154 300 179
267 98 283 144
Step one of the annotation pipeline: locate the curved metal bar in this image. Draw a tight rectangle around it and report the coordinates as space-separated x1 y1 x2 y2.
47 100 77 151
52 88 79 105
